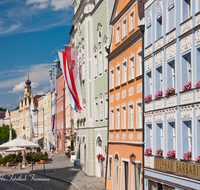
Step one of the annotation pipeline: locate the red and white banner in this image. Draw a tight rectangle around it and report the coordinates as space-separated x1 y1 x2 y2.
58 47 82 111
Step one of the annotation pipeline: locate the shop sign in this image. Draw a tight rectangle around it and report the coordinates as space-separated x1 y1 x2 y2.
155 157 200 179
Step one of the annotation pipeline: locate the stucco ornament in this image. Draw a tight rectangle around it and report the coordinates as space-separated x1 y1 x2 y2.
110 95 114 103
195 104 200 118
166 107 177 121
154 110 164 122
137 83 142 94
116 133 119 139
129 86 134 96
144 111 153 123
122 133 126 140
122 90 126 99
129 133 133 140
179 105 193 119
116 92 120 101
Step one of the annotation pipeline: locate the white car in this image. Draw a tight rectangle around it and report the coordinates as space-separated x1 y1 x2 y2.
71 151 76 162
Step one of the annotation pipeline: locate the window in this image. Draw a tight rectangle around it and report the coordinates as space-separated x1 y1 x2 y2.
155 66 163 92
182 121 192 153
146 71 152 95
156 123 163 150
136 101 142 128
182 0 191 22
116 106 120 129
110 68 114 89
122 104 126 129
128 102 134 129
196 48 200 81
94 55 98 78
156 16 162 40
146 124 152 148
116 63 120 86
168 122 176 151
122 161 129 190
129 10 134 32
116 24 120 44
95 99 98 122
137 49 142 76
110 108 114 130
182 52 191 86
122 60 127 83
168 1 175 31
105 95 108 120
122 18 127 38
100 99 103 121
129 54 134 80
167 60 175 89
146 13 152 46
99 50 102 75
108 156 112 179
104 47 108 72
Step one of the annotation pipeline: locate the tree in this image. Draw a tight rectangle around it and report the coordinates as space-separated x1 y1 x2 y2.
0 125 17 144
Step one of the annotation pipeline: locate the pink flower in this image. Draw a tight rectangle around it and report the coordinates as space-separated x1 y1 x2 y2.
182 81 191 91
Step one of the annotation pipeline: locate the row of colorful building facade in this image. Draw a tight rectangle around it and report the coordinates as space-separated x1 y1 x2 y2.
7 0 200 189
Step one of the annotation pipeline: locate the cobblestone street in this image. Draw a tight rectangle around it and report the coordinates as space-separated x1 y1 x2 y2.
0 153 105 190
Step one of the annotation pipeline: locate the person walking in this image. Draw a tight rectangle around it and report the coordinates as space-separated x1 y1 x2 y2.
52 145 55 156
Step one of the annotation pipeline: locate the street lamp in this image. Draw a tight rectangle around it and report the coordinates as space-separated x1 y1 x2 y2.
129 153 136 164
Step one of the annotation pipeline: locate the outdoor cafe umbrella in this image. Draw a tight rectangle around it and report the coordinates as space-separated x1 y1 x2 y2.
0 138 39 148
5 147 26 152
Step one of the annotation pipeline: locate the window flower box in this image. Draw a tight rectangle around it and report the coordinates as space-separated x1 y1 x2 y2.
182 151 192 161
156 149 163 157
182 81 191 91
196 155 200 163
144 148 152 156
155 90 163 100
70 119 74 125
195 80 200 88
165 87 175 96
144 94 152 103
166 150 175 159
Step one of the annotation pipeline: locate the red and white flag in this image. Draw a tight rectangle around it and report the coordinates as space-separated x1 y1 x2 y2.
58 47 82 111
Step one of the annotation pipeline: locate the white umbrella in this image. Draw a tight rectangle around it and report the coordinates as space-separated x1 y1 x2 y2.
5 147 26 152
0 138 39 148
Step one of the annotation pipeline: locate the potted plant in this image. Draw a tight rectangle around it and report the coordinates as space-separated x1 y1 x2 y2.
144 94 152 103
83 117 86 123
182 81 191 91
82 79 85 86
38 154 46 164
70 119 74 126
0 158 2 166
195 80 200 88
155 90 163 100
166 150 176 159
77 118 80 127
2 158 7 166
156 149 163 157
196 155 200 163
144 148 152 156
165 87 175 96
96 153 103 161
182 151 192 161
36 147 41 154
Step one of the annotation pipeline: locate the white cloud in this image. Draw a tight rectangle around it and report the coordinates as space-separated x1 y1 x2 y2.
26 0 71 11
5 104 10 107
33 86 50 95
51 46 58 54
7 81 39 94
1 92 4 94
0 63 50 89
51 0 71 11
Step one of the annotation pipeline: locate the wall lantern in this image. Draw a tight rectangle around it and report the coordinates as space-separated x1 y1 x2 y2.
129 153 136 164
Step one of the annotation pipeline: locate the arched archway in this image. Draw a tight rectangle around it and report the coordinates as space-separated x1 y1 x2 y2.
95 136 103 177
112 153 119 190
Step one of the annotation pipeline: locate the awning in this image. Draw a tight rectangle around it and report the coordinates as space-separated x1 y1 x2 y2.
61 137 66 142
32 137 43 144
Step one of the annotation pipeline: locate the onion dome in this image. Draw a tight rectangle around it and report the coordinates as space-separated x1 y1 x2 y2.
25 75 31 89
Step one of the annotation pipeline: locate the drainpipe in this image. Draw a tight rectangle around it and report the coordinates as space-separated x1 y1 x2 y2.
139 24 145 190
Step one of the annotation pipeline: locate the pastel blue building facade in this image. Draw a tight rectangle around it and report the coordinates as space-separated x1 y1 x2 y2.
143 0 200 189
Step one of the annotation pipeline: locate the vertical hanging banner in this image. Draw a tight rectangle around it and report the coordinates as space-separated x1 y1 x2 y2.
58 47 82 111
52 115 55 132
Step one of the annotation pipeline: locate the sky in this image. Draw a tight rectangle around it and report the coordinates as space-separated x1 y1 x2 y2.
0 0 74 111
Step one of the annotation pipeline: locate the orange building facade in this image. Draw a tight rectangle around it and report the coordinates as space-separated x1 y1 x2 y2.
106 0 143 190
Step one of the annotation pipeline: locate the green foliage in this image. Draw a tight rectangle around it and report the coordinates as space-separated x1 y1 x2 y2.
0 154 2 158
0 125 17 143
16 157 23 163
37 153 46 161
0 158 3 163
26 153 37 163
67 146 73 151
36 147 41 153
0 108 6 111
4 154 14 162
2 158 7 164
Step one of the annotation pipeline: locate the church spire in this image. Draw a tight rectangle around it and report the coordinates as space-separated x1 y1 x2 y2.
24 75 31 98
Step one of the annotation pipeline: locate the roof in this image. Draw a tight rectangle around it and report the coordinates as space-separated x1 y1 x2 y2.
10 106 19 111
0 113 5 119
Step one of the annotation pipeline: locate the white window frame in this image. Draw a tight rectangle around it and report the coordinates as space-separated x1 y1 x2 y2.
116 23 120 44
105 93 108 120
129 53 135 81
99 49 103 76
122 58 127 84
172 63 175 89
110 107 114 130
181 0 191 22
94 54 98 79
104 45 108 72
160 124 163 150
188 124 192 151
121 103 126 130
128 101 134 129
137 48 142 77
173 124 176 151
110 67 114 90
129 8 135 32
108 155 113 180
100 97 104 121
122 17 127 39
121 158 129 190
116 62 120 87
188 58 191 82
95 98 98 122
136 99 142 129
115 105 120 130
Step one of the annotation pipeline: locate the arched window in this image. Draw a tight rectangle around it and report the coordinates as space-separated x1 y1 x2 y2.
156 3 162 40
182 0 191 22
146 12 152 46
168 0 175 32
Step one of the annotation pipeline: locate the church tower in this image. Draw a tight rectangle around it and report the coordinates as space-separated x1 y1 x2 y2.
24 75 31 98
